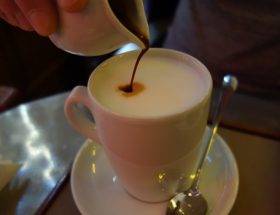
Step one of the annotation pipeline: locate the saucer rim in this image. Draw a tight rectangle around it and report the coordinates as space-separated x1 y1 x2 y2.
71 133 239 215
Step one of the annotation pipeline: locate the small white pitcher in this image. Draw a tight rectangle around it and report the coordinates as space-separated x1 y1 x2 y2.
49 0 149 56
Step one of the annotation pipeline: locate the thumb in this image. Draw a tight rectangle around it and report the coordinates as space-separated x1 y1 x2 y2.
57 0 88 12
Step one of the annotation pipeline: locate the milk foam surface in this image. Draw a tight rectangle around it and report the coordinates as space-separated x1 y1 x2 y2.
89 50 210 117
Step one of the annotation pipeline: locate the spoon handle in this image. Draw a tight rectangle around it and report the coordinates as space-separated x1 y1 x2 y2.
190 75 238 190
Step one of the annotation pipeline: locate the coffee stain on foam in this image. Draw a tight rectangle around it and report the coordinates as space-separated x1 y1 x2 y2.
117 82 145 97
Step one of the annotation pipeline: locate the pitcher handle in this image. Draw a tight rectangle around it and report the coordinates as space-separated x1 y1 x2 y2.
64 86 101 143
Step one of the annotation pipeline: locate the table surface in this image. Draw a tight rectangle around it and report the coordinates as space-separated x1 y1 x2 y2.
0 92 85 215
1 91 279 215
44 127 280 215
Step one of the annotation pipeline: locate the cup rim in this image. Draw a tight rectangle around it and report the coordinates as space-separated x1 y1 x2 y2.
87 48 213 122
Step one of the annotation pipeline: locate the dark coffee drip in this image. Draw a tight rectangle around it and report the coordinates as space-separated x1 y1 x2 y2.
127 38 149 92
108 0 150 93
118 40 149 93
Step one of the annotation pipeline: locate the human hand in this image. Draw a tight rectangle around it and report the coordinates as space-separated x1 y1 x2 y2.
0 0 88 36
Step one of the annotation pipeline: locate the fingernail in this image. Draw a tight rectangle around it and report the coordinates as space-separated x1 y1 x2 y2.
61 0 79 6
29 10 53 36
59 0 78 9
59 0 87 12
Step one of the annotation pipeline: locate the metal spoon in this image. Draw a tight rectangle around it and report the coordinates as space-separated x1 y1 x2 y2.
166 74 238 215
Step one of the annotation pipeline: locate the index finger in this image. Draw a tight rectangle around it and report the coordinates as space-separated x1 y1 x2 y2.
15 0 57 36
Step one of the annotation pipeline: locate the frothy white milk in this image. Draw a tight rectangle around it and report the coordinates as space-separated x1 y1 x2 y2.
89 49 211 117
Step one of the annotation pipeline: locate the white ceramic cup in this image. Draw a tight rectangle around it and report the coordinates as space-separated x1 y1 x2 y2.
49 0 149 56
64 48 212 202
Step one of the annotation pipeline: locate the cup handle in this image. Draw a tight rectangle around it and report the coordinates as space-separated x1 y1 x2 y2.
64 86 101 143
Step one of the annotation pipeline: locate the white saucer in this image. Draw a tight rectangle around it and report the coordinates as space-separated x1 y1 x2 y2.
71 132 239 215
